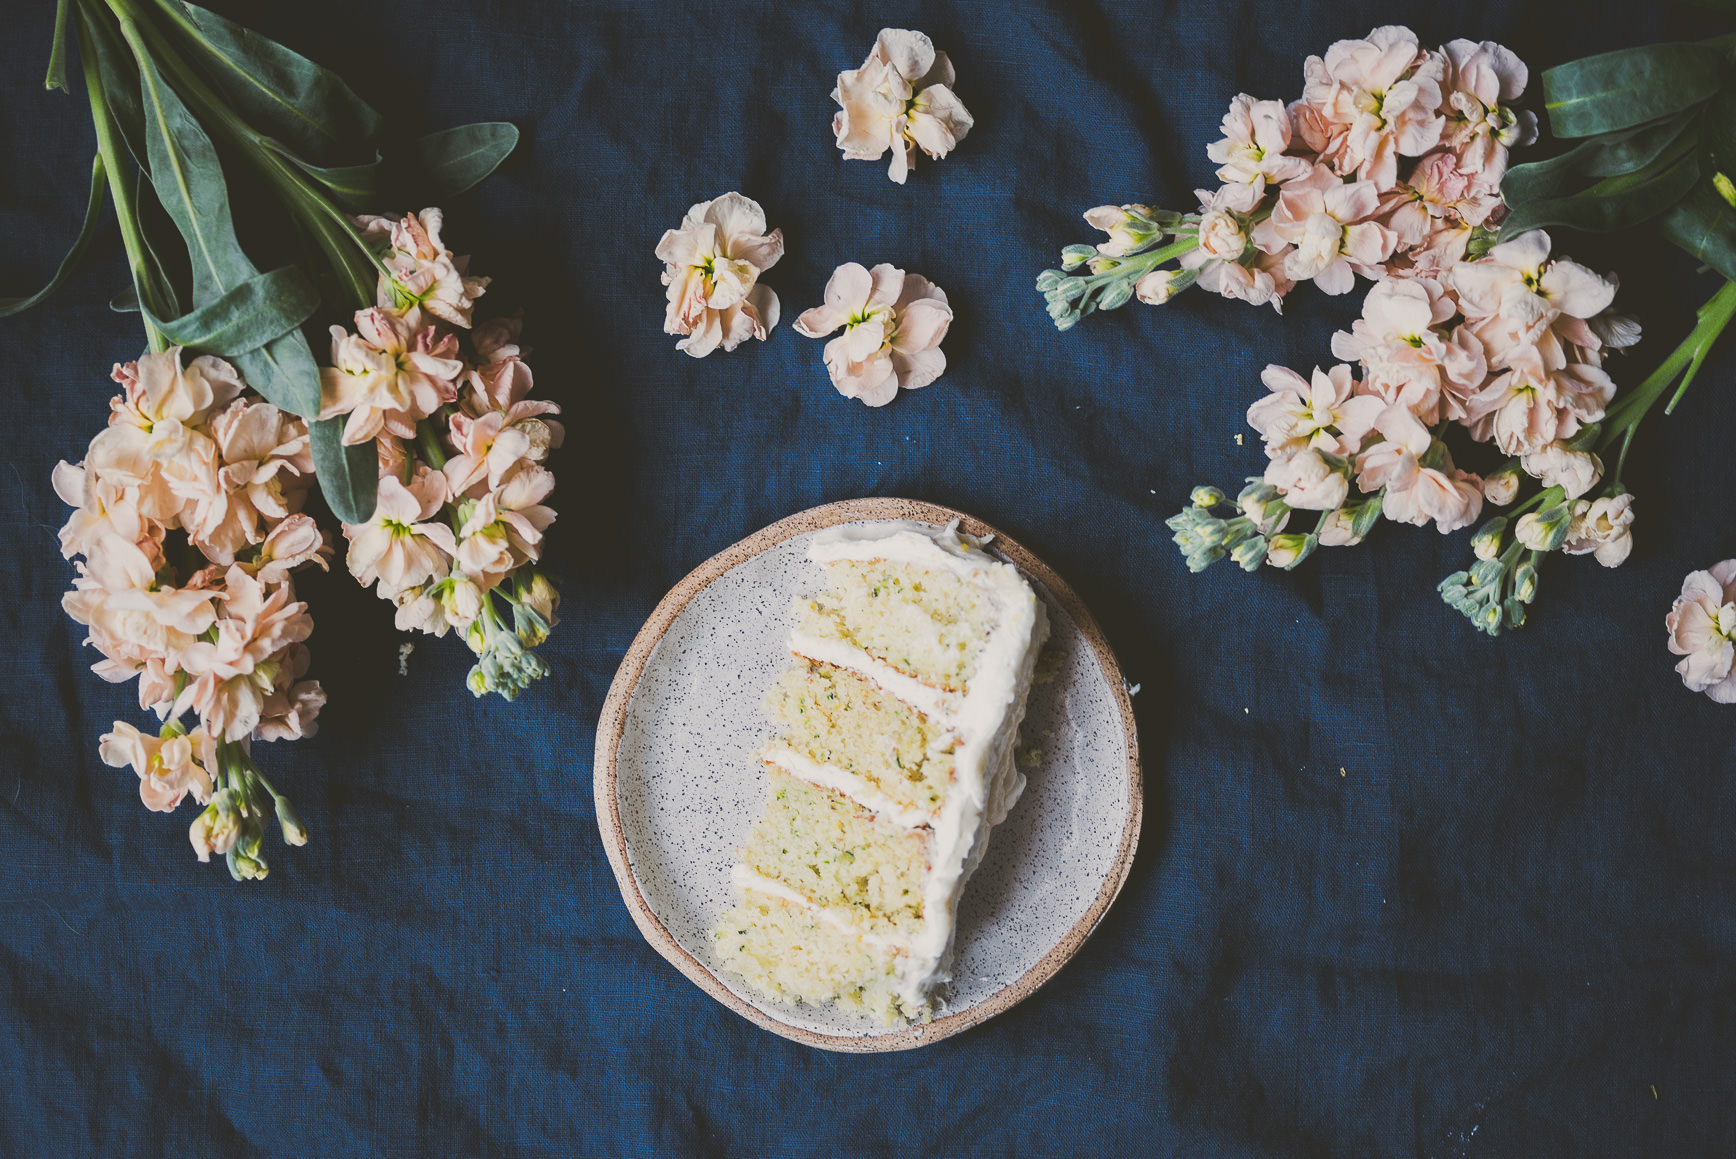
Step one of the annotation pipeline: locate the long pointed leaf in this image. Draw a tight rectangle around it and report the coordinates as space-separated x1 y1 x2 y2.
176 2 382 163
1502 111 1698 207
1658 179 1736 281
78 6 149 173
235 328 324 420
45 0 71 92
0 155 106 317
136 51 252 305
1498 155 1700 239
143 266 321 358
1543 43 1724 137
418 122 520 196
309 418 379 525
269 142 384 209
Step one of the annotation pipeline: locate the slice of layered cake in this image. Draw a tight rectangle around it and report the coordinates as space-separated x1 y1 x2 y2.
715 520 1049 1023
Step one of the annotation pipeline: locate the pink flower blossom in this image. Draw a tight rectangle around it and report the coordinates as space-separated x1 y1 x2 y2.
454 464 555 590
1666 561 1736 701
832 29 973 183
1450 230 1616 337
1264 448 1350 510
655 193 783 357
1463 361 1614 455
1253 163 1396 294
62 534 218 675
320 307 464 445
1207 95 1313 190
1331 275 1484 423
1355 406 1482 532
794 263 952 406
252 644 325 741
1519 440 1603 499
1293 26 1445 191
1246 364 1384 458
379 208 490 329
1562 493 1634 567
344 469 457 598
175 567 317 743
250 514 331 586
1439 39 1537 191
99 721 218 813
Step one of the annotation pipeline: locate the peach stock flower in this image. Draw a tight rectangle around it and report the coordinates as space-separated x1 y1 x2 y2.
379 208 490 328
1253 164 1396 295
832 29 973 183
344 470 456 598
1293 26 1445 190
655 193 783 357
320 307 464 444
1667 561 1736 702
794 263 953 406
1246 364 1384 458
99 721 218 813
1208 95 1313 190
1561 493 1633 567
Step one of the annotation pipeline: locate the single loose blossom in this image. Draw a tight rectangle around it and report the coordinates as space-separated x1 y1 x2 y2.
794 263 952 406
832 29 973 183
655 193 783 357
1561 493 1633 567
1246 364 1383 458
1667 561 1736 702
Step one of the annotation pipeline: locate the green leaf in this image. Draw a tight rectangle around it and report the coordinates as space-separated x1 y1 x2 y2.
309 418 379 525
1700 85 1736 178
77 5 149 172
1502 111 1698 207
1543 43 1724 137
271 143 384 209
1658 178 1736 281
1499 155 1700 239
144 266 321 357
176 2 383 163
45 0 71 92
234 328 324 420
136 52 254 306
0 154 106 317
418 122 520 196
133 168 184 320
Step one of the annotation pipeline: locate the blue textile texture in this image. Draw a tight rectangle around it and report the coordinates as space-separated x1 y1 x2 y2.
3 0 1734 1155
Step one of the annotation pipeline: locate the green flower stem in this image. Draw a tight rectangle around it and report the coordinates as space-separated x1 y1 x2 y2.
74 8 167 352
1598 277 1736 481
415 416 450 471
1082 235 1199 285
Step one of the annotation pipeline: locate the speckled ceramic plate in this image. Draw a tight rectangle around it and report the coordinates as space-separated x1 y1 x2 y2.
594 498 1141 1052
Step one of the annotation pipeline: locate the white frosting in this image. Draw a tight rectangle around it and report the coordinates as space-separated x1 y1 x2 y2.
772 520 1050 1011
760 747 935 831
731 865 911 952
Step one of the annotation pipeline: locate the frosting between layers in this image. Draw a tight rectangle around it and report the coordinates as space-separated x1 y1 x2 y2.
760 746 935 831
785 520 1050 1010
730 865 912 952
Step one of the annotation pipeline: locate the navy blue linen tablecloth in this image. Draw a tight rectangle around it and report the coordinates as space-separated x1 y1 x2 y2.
3 1 1734 1155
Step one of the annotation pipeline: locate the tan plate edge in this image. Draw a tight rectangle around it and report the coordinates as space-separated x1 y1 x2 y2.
593 497 1144 1053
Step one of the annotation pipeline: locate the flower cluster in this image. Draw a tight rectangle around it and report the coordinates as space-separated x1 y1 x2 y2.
56 347 330 877
1668 562 1736 703
322 210 564 700
1171 226 1639 634
655 193 785 358
832 28 973 184
794 262 953 406
1039 27 1537 325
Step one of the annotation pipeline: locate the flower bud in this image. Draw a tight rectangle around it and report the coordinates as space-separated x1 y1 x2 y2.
1230 536 1268 571
1317 508 1362 547
1471 517 1507 561
465 618 488 656
514 418 554 463
1482 467 1521 507
1266 533 1318 570
189 790 242 864
1190 485 1225 510
275 795 309 847
514 602 551 648
1515 507 1570 552
1237 480 1289 535
1135 270 1179 305
1513 562 1539 603
467 664 490 697
441 578 484 625
1060 244 1098 271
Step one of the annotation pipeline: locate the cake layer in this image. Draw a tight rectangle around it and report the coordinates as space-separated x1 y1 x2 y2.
765 660 956 820
796 558 997 694
715 890 919 1025
738 768 927 939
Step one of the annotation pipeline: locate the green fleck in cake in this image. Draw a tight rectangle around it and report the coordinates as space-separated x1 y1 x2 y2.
714 520 1049 1024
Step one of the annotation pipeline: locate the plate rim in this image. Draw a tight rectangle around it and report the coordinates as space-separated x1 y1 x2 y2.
593 497 1143 1052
